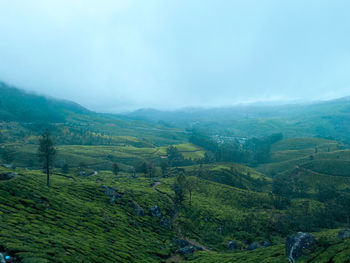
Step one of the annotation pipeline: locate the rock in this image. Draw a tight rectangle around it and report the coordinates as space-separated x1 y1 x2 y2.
0 253 5 263
263 241 271 247
176 246 194 256
247 242 259 250
102 185 122 204
174 239 190 248
159 218 171 229
196 246 204 251
149 205 162 217
0 172 17 181
3 164 15 169
227 240 237 250
338 229 350 240
286 232 316 263
132 201 144 216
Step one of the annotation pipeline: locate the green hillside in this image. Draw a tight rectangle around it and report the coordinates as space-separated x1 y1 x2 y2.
0 83 188 147
2 165 350 262
2 84 350 262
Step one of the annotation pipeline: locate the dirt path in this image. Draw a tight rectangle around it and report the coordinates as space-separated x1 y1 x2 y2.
152 181 161 190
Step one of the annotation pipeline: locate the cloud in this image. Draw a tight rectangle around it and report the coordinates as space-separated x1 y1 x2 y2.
0 0 349 112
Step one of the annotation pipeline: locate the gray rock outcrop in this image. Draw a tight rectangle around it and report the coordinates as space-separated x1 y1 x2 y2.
227 240 237 250
247 242 258 250
174 239 190 248
132 201 144 216
286 232 316 263
0 172 17 180
102 185 122 204
159 218 171 229
176 246 194 256
149 205 162 217
338 229 350 240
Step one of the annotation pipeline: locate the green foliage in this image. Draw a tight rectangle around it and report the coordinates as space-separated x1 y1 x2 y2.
61 164 69 174
167 146 185 166
112 162 120 175
38 130 56 187
173 173 186 205
0 167 174 262
1 147 15 164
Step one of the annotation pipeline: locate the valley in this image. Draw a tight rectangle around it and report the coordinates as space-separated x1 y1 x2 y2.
1 84 350 262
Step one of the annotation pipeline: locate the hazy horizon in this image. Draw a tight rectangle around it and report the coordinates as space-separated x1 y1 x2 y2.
1 0 350 112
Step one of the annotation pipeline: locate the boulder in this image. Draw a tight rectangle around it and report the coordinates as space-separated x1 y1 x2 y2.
176 246 194 256
286 232 316 263
0 172 17 181
196 246 204 251
338 229 350 240
132 201 144 217
263 241 271 248
102 185 122 204
149 205 162 217
159 218 171 229
174 239 190 248
3 164 15 169
227 240 237 250
247 242 259 250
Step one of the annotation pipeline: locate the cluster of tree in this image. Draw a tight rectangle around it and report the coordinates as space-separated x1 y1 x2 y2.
271 172 310 209
173 173 198 206
190 130 283 166
270 172 350 234
134 161 156 177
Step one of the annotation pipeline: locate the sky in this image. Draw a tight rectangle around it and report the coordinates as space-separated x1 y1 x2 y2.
0 0 350 112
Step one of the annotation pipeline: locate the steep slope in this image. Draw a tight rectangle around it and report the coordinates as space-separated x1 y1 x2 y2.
0 166 287 262
0 82 91 123
0 167 174 262
0 82 188 146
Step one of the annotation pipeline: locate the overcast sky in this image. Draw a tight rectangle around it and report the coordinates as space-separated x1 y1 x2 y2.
0 0 350 112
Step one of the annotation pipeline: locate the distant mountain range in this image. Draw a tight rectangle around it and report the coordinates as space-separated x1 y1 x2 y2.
126 95 350 141
2 81 350 142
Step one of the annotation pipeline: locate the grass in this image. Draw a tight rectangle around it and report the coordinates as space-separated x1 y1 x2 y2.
0 167 174 262
189 229 350 263
0 165 281 262
1 164 350 262
181 163 272 192
5 142 205 171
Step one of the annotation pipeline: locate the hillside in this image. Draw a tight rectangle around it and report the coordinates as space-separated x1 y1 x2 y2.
0 83 188 147
2 84 350 262
2 165 350 263
126 97 350 142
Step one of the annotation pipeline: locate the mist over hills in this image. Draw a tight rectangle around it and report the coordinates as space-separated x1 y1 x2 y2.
2 82 350 262
2 81 350 144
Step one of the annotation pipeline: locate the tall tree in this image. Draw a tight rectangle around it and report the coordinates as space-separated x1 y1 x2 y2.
160 161 168 177
112 163 120 176
38 130 56 187
186 177 198 205
166 146 185 167
173 173 186 206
